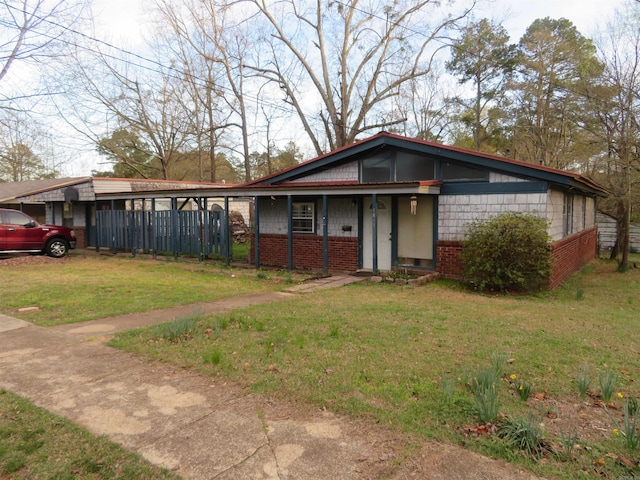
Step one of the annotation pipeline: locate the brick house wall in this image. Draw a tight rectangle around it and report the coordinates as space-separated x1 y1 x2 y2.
435 227 598 288
435 240 464 280
548 227 598 289
250 234 359 272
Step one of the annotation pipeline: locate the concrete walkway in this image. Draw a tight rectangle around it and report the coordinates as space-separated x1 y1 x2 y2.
0 275 543 480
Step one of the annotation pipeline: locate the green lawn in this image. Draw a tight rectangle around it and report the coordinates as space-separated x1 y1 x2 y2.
110 256 640 479
0 252 307 326
2 252 639 478
0 389 179 480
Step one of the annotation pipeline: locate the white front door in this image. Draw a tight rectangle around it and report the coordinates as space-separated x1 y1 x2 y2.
363 196 392 271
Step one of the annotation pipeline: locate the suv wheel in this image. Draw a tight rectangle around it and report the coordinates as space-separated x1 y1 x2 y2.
45 238 70 258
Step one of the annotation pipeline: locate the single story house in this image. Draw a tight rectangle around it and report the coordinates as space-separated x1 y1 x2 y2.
242 132 607 288
17 133 605 288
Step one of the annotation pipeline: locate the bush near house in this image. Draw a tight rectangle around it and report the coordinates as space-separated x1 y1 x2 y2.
461 212 551 292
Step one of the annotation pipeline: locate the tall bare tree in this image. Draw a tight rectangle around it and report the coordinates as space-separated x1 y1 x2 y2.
1 0 88 94
156 0 257 182
586 4 640 269
250 0 476 155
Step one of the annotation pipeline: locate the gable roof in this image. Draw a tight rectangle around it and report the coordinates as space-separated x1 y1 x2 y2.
246 132 607 196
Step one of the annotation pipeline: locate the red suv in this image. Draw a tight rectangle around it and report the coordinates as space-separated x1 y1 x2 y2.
0 208 76 258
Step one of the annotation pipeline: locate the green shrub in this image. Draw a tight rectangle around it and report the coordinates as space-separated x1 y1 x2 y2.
461 212 551 292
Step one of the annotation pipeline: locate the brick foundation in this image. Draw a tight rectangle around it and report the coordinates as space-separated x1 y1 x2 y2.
73 227 87 249
250 234 359 273
436 240 465 280
437 227 598 289
548 227 597 289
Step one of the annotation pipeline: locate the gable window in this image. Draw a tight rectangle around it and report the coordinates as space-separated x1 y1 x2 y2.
361 151 435 182
362 155 392 182
292 202 315 233
441 161 487 181
396 153 435 181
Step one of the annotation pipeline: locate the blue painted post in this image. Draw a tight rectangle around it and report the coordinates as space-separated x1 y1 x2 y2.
287 195 293 271
130 199 136 257
323 195 328 274
111 199 117 254
151 198 157 258
432 196 439 271
254 196 260 269
95 201 100 253
203 197 208 259
372 193 378 275
224 196 230 266
171 197 178 260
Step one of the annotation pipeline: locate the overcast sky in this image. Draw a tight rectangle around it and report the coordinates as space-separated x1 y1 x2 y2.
57 0 632 176
92 0 625 48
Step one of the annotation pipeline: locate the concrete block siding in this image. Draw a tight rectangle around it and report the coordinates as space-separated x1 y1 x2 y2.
288 161 359 183
258 198 358 237
438 192 548 241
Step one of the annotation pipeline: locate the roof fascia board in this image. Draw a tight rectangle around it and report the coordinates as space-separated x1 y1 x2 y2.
95 183 441 201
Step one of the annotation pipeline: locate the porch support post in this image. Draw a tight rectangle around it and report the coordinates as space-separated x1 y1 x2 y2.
151 198 157 259
254 196 260 269
287 195 293 272
372 193 378 275
171 197 178 260
198 196 204 262
432 196 439 271
224 196 231 266
110 199 117 254
130 199 136 257
95 201 100 253
322 195 329 274
202 197 208 260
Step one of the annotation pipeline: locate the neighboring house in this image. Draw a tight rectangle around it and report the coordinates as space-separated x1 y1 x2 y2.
8 177 244 248
0 177 82 221
243 132 607 288
596 211 640 253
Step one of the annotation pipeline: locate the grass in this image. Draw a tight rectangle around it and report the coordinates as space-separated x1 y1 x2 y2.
109 255 640 479
3 252 640 477
0 252 309 326
0 389 178 479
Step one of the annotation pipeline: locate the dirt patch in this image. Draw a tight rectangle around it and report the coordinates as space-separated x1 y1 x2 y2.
0 254 69 267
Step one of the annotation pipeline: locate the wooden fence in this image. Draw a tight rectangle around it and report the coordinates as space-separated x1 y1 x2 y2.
95 209 229 260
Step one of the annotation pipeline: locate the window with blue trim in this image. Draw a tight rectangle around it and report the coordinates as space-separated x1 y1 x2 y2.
292 202 315 233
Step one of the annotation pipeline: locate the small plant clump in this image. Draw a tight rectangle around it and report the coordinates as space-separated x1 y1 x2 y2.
513 377 532 401
598 369 618 403
498 413 544 457
467 360 504 424
576 366 591 399
620 397 640 451
557 425 579 461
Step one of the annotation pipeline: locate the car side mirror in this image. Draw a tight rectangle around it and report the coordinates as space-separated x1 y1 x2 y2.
25 221 37 228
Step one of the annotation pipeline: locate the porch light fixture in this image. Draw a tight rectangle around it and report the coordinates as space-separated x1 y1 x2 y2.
410 195 417 215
